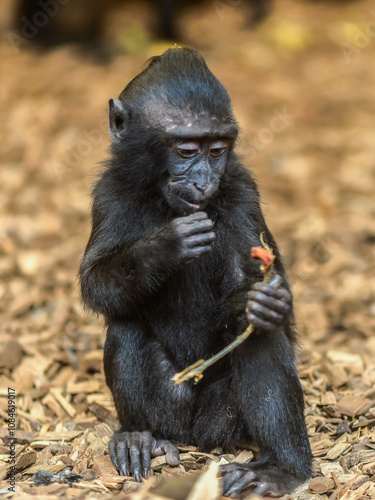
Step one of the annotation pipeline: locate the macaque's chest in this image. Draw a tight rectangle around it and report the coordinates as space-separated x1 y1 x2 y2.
145 245 250 364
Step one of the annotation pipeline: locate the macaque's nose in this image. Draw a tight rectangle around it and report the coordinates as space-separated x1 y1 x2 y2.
193 181 208 194
193 165 209 194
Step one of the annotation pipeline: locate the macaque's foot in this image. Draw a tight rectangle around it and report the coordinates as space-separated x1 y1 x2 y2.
109 431 179 481
246 274 292 331
222 462 306 498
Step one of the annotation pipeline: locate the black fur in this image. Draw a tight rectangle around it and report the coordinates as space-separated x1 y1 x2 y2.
80 48 311 497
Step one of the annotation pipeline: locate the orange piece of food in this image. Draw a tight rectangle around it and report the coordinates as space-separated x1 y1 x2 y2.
251 246 275 272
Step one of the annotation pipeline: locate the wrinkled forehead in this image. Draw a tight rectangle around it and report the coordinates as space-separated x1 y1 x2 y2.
142 97 238 139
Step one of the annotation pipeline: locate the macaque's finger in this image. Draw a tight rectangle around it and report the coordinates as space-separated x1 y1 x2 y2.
109 434 130 476
222 469 247 495
140 433 153 478
247 301 284 325
253 482 271 496
108 437 119 471
251 281 291 303
181 219 214 236
173 212 208 227
225 471 258 497
152 439 180 466
252 274 282 291
185 232 216 247
269 274 282 287
184 245 213 261
182 211 208 222
246 313 275 331
129 434 142 482
118 440 130 477
247 291 290 317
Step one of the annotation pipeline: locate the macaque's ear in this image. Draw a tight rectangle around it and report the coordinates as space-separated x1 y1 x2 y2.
109 98 128 143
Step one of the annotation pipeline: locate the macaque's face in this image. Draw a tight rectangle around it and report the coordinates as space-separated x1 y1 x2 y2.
161 135 232 212
108 98 238 214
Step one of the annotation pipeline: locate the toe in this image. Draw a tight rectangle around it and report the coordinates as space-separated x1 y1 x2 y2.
153 439 180 467
223 470 246 495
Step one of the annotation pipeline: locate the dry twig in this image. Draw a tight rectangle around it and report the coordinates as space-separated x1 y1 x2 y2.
172 234 275 385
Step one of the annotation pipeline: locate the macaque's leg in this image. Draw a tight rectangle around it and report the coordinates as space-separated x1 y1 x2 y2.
222 329 311 497
192 375 246 452
104 321 194 480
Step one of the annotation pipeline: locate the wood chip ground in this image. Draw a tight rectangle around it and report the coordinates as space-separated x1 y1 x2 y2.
0 0 375 498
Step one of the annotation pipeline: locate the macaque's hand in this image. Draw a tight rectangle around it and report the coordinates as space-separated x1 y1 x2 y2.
109 431 179 481
246 274 292 331
170 211 215 262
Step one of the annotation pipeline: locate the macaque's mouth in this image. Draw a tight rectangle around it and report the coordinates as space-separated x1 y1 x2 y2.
177 196 204 211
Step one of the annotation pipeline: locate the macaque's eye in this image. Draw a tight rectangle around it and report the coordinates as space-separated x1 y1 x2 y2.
176 142 200 159
209 140 230 158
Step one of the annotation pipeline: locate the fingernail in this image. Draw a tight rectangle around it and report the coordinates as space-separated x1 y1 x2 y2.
143 468 150 478
134 471 142 482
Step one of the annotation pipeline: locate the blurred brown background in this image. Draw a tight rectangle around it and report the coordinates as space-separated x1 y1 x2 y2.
0 0 375 498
